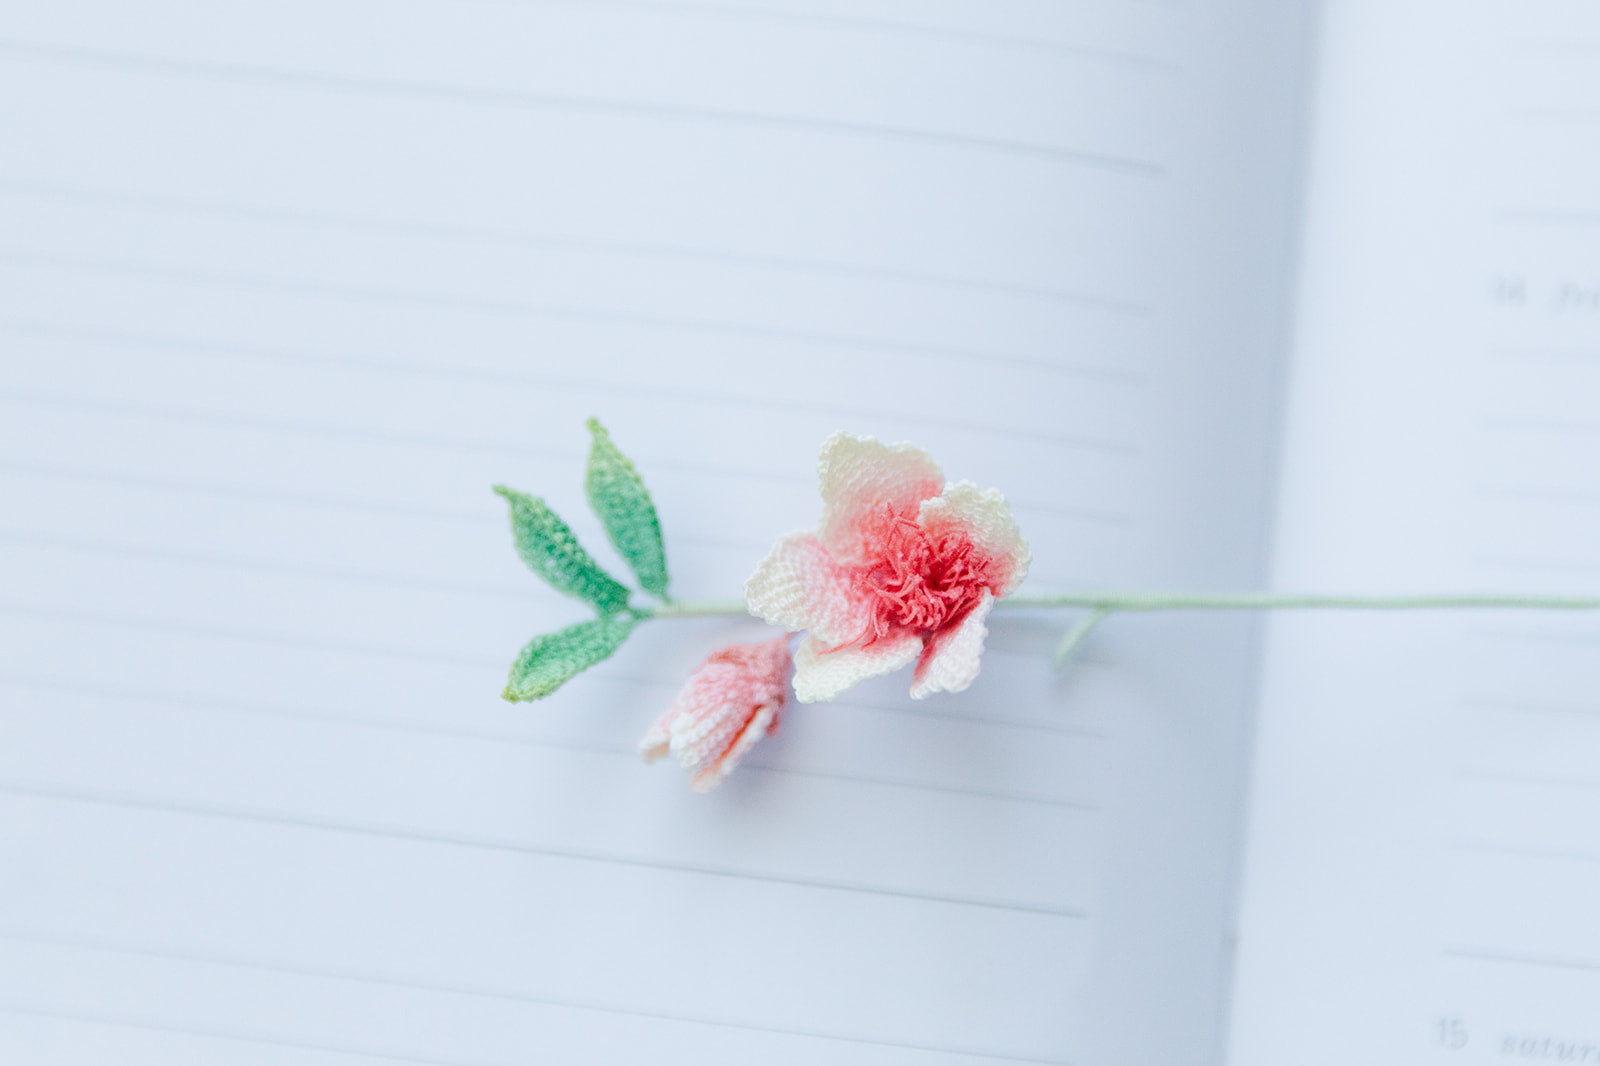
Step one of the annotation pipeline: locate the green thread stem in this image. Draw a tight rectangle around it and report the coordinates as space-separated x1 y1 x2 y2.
1050 607 1112 670
1005 592 1600 611
646 592 1600 619
647 598 750 618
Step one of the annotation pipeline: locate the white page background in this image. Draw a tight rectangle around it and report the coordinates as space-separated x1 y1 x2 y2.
1229 0 1600 1060
0 3 1313 1063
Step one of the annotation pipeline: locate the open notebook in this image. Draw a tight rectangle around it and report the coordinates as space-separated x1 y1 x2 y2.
2 0 1598 1062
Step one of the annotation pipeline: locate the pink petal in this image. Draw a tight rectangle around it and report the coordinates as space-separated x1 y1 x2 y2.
816 433 944 566
639 658 741 765
669 693 752 779
917 481 1031 597
641 637 791 788
689 700 779 793
638 671 710 763
910 590 994 700
791 630 922 703
730 636 794 692
744 532 868 646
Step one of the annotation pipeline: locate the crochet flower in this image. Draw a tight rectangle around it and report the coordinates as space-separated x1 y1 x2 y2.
745 433 1029 703
639 636 791 792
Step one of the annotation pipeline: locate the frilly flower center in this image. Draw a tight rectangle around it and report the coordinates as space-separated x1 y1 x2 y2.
852 505 994 644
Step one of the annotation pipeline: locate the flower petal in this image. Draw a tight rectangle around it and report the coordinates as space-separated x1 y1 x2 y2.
817 433 944 566
638 669 712 763
638 713 672 763
744 532 867 646
643 637 791 788
909 589 993 699
669 694 751 779
791 631 922 703
917 480 1031 597
688 699 779 793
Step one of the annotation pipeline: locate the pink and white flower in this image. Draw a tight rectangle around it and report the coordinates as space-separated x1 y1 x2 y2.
639 636 791 792
744 433 1029 703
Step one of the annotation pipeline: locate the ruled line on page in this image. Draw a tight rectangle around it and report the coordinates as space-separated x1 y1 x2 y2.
1475 483 1600 508
0 605 1112 740
0 933 1074 1066
0 317 1147 446
0 388 808 489
0 403 1135 528
792 698 1110 741
1513 106 1600 127
443 0 1177 69
1451 839 1600 868
1503 36 1600 56
1466 627 1600 651
0 527 581 606
1487 344 1600 363
0 458 509 530
0 495 1094 595
0 177 1153 314
1474 553 1600 577
0 1004 468 1066
1483 415 1600 437
0 598 505 673
0 250 1146 389
0 780 1093 919
0 38 1167 174
0 658 1111 744
1461 694 1600 720
0 675 1105 810
1453 769 1600 794
1443 945 1600 977
0 451 1134 536
1499 207 1600 227
0 391 1138 524
0 455 779 561
0 512 1077 608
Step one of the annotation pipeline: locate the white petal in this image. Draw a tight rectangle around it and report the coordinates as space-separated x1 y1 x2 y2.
638 722 671 763
909 590 994 699
791 631 922 703
638 679 697 763
743 532 868 646
816 433 944 566
917 481 1030 597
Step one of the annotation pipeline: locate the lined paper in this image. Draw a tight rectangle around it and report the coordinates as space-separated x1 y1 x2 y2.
0 2 1313 1063
1229 1 1600 1061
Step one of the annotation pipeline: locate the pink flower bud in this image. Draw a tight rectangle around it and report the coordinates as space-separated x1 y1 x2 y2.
639 636 792 792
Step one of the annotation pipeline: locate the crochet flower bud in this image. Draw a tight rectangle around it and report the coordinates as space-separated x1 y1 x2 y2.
639 636 791 792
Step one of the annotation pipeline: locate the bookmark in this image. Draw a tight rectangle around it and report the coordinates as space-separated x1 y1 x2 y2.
495 421 1600 791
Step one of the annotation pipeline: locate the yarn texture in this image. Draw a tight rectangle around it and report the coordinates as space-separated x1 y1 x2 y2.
584 419 670 598
494 485 632 615
491 420 1600 793
639 637 792 792
745 433 1029 703
504 614 639 700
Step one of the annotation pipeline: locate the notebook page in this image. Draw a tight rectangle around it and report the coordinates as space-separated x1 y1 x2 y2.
1228 1 1600 1060
0 2 1310 1063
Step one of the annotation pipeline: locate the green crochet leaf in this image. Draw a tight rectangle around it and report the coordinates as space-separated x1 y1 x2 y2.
502 614 639 701
584 418 670 599
494 485 632 615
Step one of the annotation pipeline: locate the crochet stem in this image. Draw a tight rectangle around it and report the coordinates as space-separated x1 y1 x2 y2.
648 592 1600 619
1050 607 1112 670
647 598 750 618
1007 592 1600 611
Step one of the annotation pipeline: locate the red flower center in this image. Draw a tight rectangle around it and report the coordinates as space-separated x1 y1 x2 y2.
852 505 993 644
